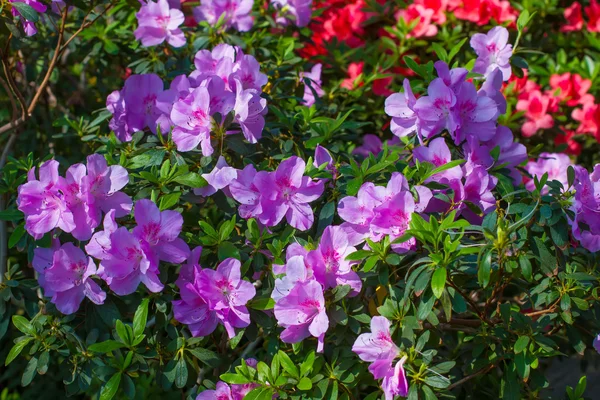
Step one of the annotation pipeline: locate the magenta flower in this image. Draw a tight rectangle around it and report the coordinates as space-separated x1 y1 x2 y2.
272 255 312 302
449 167 496 223
175 246 203 288
195 258 256 338
524 152 572 194
301 63 324 107
34 242 106 315
192 44 237 86
134 0 186 48
231 54 269 91
193 0 254 32
171 86 214 154
385 79 418 138
352 316 409 400
85 210 118 262
470 26 513 81
194 156 238 197
434 61 468 91
306 226 362 294
338 182 381 241
371 191 415 243
483 125 527 184
17 160 75 240
196 381 234 400
274 279 329 352
173 265 219 337
255 156 324 230
155 74 193 132
594 334 600 354
229 164 263 219
272 0 313 27
353 135 383 158
412 137 463 183
10 0 47 36
451 81 498 143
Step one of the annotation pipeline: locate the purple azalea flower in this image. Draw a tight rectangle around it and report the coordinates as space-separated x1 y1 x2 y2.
274 279 329 352
594 334 600 354
524 152 572 194
196 381 234 400
385 79 418 138
193 0 254 32
451 80 498 143
301 63 324 107
477 68 507 117
171 86 214 154
413 78 458 139
232 79 267 143
470 26 513 81
173 265 219 337
352 316 409 400
255 156 324 230
194 156 238 197
85 210 118 262
482 125 527 184
306 226 362 294
231 54 269 91
134 0 186 48
34 242 106 314
175 246 203 288
371 191 415 248
338 182 381 241
10 0 47 36
191 44 237 86
272 0 313 27
434 61 468 91
314 145 337 180
229 164 263 219
197 258 256 338
272 255 312 302
155 74 194 132
17 160 75 239
570 165 600 252
353 135 383 158
413 137 463 183
449 167 496 223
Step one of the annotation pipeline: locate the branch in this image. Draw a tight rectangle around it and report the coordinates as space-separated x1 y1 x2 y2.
447 363 496 391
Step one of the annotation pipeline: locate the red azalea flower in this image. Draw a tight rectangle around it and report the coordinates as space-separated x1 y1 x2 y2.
549 72 593 107
396 4 438 38
516 90 555 137
554 129 582 156
572 101 600 139
586 0 600 32
561 2 583 32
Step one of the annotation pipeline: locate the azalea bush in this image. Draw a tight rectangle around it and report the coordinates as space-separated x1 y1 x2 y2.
1 0 600 399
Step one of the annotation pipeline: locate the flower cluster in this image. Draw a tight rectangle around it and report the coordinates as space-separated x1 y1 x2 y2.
271 0 313 27
272 225 362 352
134 0 186 48
173 255 256 339
352 317 408 400
561 1 600 33
194 0 254 32
106 44 268 155
17 156 132 241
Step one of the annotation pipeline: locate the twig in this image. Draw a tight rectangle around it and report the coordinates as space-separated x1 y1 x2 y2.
447 363 496 391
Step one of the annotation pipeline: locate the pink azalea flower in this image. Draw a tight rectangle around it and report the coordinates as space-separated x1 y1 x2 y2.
197 258 256 338
34 242 106 315
134 0 186 48
516 90 555 137
470 26 513 81
549 72 593 106
413 78 458 139
572 101 600 138
173 265 219 337
274 279 329 352
229 164 263 219
171 86 214 154
17 160 75 240
272 255 313 302
586 0 600 33
255 156 324 231
397 4 438 38
413 137 463 182
232 78 267 143
193 0 254 32
196 381 234 400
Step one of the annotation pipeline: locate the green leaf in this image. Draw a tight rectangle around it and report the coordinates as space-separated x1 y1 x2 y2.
447 37 468 63
297 377 313 390
248 297 275 310
218 241 240 261
5 337 33 366
133 299 149 339
159 192 181 211
8 224 25 249
277 350 299 378
424 160 465 182
11 2 39 22
514 336 530 353
173 172 208 188
300 350 315 376
519 256 533 282
345 250 374 261
332 285 352 303
478 249 492 288
431 268 447 299
0 209 24 221
88 340 127 353
12 315 34 335
187 348 221 367
115 320 132 345
100 373 121 400
220 373 252 384
21 356 37 386
174 358 188 388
